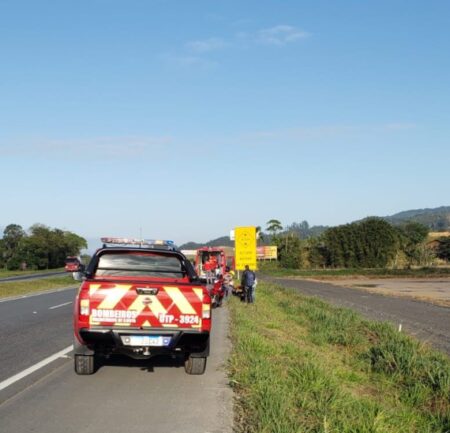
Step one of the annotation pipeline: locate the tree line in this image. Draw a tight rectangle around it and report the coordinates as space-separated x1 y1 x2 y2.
265 218 450 269
0 223 87 270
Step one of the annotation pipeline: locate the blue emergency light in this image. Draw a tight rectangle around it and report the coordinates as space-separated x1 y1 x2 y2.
100 237 176 249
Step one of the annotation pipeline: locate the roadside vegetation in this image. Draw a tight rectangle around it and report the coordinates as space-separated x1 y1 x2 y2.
0 268 65 279
262 218 450 271
0 223 86 271
229 282 450 433
0 276 76 299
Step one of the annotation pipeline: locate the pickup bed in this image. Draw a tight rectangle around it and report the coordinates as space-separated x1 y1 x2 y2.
73 244 211 375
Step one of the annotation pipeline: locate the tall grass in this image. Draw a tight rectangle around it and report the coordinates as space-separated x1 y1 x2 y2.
0 268 65 278
229 283 450 432
0 276 76 298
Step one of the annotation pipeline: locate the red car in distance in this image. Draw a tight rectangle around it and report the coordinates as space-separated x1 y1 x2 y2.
65 256 82 272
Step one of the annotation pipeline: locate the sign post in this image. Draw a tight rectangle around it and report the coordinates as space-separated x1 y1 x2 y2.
234 226 257 271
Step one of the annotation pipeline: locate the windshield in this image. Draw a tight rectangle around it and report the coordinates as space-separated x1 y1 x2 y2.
65 258 79 264
95 252 184 278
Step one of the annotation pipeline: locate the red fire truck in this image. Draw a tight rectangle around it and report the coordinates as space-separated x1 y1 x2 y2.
73 238 211 375
65 256 82 272
194 247 232 307
195 247 227 278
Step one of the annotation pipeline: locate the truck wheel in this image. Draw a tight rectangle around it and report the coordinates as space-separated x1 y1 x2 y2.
74 354 95 375
184 355 207 375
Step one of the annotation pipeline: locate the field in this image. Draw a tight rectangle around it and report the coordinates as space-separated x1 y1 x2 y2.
0 276 76 299
259 263 450 306
259 263 450 279
228 282 450 433
0 268 64 278
321 277 450 307
429 231 450 239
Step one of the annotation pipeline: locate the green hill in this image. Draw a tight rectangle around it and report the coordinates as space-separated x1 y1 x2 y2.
384 206 450 230
179 206 450 249
179 236 234 250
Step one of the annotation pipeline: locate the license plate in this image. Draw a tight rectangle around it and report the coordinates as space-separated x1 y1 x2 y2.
122 335 171 347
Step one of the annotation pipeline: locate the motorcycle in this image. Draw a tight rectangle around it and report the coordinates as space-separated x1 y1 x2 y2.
210 277 225 308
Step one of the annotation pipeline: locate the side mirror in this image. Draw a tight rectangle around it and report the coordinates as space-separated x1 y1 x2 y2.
72 271 85 282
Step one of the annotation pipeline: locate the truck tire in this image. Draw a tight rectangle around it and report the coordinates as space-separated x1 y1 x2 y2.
184 355 207 375
74 354 95 375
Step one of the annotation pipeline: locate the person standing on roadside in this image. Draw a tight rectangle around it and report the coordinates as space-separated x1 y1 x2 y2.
203 255 214 290
241 265 256 304
222 266 234 299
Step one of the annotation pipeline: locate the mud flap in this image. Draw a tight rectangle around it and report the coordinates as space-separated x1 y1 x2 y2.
73 336 95 356
189 337 210 358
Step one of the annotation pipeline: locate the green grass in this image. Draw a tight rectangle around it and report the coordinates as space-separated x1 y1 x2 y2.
228 283 450 433
0 268 65 278
0 276 77 298
259 263 450 279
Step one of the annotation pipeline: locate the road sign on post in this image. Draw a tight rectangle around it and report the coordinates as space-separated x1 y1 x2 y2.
235 226 257 271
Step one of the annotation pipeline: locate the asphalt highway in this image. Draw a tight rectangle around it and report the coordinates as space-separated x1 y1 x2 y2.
0 287 77 383
265 276 450 355
0 288 233 433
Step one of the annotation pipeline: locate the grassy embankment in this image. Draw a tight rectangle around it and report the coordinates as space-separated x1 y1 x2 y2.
229 283 450 433
259 263 450 279
0 276 76 299
0 268 65 279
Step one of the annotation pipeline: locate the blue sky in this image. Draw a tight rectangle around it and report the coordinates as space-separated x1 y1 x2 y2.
1 0 449 247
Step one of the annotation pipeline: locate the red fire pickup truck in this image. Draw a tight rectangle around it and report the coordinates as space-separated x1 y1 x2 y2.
73 238 211 375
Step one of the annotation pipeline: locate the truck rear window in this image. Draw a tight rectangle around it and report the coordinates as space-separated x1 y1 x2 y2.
95 253 184 278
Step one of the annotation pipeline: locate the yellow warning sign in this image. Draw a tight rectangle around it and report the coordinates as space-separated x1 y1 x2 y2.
235 226 257 271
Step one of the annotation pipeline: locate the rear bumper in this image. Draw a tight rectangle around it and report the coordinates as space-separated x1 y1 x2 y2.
76 327 210 358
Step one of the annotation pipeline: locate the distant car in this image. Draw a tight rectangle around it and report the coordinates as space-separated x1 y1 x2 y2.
65 257 81 272
73 238 212 375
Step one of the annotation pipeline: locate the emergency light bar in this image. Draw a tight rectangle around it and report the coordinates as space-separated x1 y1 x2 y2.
146 239 175 246
101 237 175 247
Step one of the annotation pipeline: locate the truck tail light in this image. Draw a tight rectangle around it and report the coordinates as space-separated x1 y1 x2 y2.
78 285 90 318
202 304 211 319
202 289 211 319
80 299 90 316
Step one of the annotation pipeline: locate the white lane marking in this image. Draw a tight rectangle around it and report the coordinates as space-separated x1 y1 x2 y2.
49 301 72 310
0 345 73 392
0 286 76 303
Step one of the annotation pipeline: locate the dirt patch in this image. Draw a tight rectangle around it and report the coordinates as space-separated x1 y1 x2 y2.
317 277 450 307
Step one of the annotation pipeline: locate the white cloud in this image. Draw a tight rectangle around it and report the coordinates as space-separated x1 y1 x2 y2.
1 136 173 159
185 37 227 53
384 123 417 131
163 24 310 70
256 25 310 46
237 123 418 148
